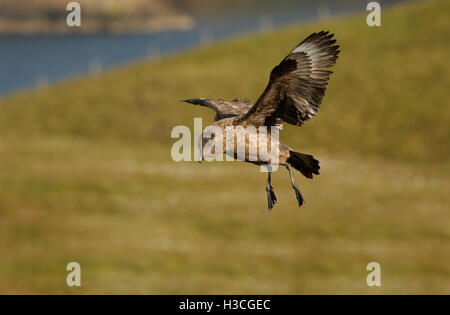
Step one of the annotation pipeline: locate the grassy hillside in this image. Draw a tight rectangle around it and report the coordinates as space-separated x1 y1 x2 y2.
0 0 449 294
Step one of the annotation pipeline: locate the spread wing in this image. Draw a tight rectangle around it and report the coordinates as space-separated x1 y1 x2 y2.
182 98 253 121
242 31 340 127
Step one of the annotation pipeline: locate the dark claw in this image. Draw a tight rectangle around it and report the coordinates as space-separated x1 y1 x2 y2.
265 185 277 211
286 163 306 208
292 185 305 207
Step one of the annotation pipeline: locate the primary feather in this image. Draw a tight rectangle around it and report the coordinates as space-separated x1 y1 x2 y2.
243 31 340 127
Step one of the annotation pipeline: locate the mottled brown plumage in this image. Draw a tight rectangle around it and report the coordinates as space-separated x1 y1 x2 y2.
182 98 253 120
243 31 339 126
183 31 340 211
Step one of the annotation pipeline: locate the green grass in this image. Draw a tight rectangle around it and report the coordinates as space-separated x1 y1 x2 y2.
0 0 449 294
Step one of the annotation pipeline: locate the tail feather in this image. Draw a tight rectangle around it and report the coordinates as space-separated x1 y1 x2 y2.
287 150 320 179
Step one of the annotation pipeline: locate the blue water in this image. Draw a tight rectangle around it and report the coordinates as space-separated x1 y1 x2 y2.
0 0 412 96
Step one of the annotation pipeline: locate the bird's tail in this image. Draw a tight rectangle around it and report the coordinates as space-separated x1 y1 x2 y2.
287 150 320 179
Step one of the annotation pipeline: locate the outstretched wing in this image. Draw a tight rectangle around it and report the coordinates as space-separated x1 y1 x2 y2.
242 31 340 127
183 98 253 121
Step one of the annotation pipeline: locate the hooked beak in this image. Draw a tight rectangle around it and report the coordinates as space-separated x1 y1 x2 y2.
181 98 207 106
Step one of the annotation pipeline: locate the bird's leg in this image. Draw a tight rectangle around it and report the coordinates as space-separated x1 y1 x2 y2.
265 168 277 211
286 163 305 207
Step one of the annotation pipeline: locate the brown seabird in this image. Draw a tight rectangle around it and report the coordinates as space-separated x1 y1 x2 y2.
183 31 340 211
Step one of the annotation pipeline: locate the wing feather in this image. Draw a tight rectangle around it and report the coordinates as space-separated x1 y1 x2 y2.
242 31 340 127
182 98 253 121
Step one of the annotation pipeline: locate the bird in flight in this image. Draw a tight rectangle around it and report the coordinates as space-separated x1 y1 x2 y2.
183 31 340 211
